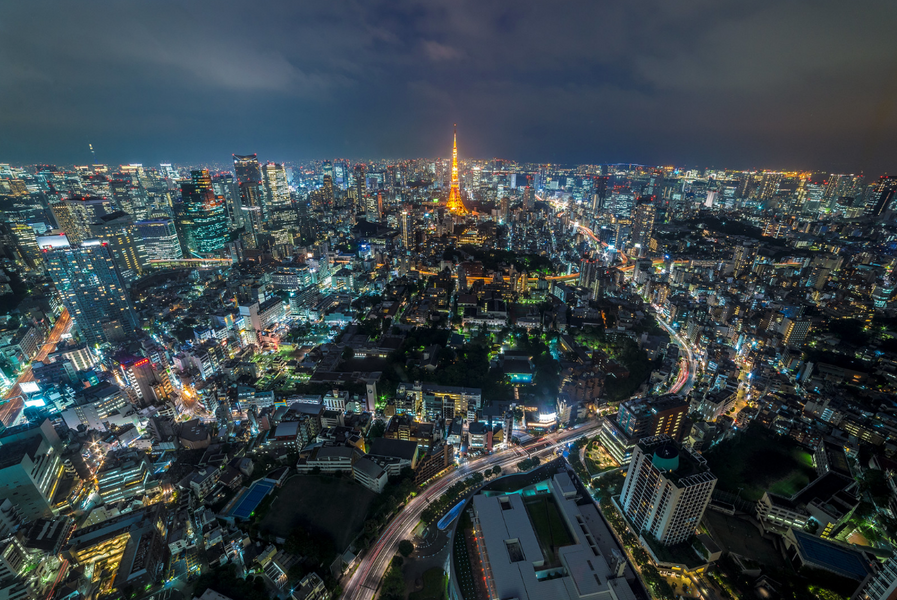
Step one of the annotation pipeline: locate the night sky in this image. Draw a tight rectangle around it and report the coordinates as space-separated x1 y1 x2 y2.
2 0 896 173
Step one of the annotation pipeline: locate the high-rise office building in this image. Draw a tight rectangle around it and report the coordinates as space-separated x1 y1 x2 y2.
212 173 241 229
65 197 117 239
135 219 183 262
385 165 397 188
117 354 166 405
630 197 656 250
42 234 139 346
0 420 64 521
49 197 114 245
88 212 143 282
619 436 717 546
233 154 264 233
401 211 413 248
365 192 381 222
263 162 291 213
866 176 897 217
264 162 297 229
597 395 689 465
353 164 367 213
872 276 896 309
48 201 81 243
9 223 42 271
500 196 510 222
733 245 756 277
178 170 228 257
322 174 334 209
782 318 811 347
591 175 610 213
110 172 150 220
523 186 535 210
755 172 783 202
578 255 601 289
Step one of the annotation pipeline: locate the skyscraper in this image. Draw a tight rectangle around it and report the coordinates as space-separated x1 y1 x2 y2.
401 211 413 248
9 223 42 271
212 172 242 229
631 197 656 250
353 164 367 212
597 395 689 465
866 175 897 217
110 171 150 220
447 124 466 213
263 162 295 228
322 174 334 209
0 420 64 521
263 162 291 212
178 170 229 257
135 219 183 262
89 212 144 282
233 154 264 233
365 192 381 222
578 255 601 289
619 436 717 546
49 200 81 243
591 175 610 212
385 165 397 188
756 172 783 202
41 235 139 347
523 186 535 210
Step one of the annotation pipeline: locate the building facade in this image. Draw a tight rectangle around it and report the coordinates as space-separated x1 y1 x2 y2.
618 436 716 546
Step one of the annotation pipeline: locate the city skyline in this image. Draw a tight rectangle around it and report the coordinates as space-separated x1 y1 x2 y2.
3 3 897 600
2 1 896 172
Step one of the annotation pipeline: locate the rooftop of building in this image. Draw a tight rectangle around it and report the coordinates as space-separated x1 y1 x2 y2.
0 435 43 469
637 436 715 486
766 471 854 509
179 420 210 442
273 421 299 439
470 478 637 600
621 394 688 416
468 422 489 435
787 528 875 581
97 449 146 473
400 382 482 395
368 438 418 461
354 456 386 480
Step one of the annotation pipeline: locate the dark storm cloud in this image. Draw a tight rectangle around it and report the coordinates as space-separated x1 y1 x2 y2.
1 0 896 172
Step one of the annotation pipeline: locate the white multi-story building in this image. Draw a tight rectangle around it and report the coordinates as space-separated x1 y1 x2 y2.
618 436 716 546
857 557 897 600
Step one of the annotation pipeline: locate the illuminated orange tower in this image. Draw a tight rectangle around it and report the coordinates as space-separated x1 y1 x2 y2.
447 123 466 213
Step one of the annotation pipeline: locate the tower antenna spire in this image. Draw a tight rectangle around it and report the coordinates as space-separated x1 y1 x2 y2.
447 124 466 213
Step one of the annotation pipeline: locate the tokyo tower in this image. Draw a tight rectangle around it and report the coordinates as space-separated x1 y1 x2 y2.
447 123 466 213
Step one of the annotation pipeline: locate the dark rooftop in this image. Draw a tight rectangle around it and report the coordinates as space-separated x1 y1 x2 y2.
368 438 418 461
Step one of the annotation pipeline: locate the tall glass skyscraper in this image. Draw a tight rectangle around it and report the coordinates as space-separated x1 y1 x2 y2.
233 154 263 234
41 235 140 347
177 170 228 257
